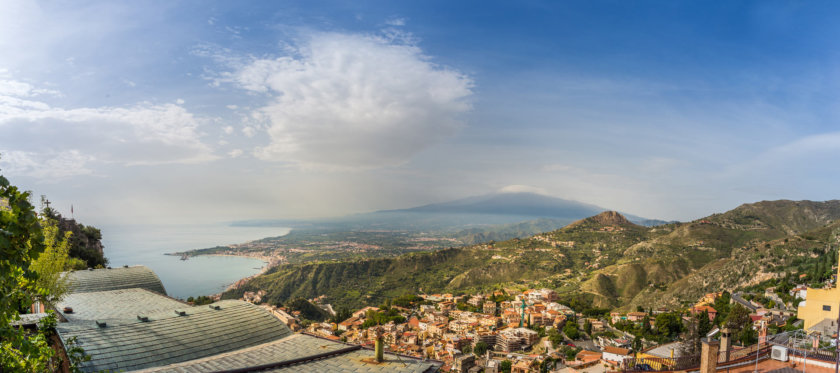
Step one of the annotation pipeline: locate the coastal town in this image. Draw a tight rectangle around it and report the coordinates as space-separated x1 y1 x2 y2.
238 281 812 373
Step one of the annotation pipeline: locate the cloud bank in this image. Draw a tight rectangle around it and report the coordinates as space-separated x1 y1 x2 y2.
0 78 216 179
228 32 473 168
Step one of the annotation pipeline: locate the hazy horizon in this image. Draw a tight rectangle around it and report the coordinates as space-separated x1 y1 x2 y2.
3 1 840 227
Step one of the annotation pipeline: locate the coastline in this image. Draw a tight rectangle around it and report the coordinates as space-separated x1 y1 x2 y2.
195 253 278 298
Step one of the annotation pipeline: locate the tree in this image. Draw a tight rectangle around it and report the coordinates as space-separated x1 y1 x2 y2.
474 341 489 356
548 327 564 348
564 321 581 340
540 357 555 373
697 311 712 336
0 172 58 371
725 304 753 346
632 336 643 352
584 319 592 336
641 315 652 335
654 313 683 339
500 360 512 373
31 219 72 304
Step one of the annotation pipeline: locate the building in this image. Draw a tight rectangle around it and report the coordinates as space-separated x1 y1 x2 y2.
691 305 717 321
602 346 633 367
798 254 840 330
453 354 476 373
54 266 442 373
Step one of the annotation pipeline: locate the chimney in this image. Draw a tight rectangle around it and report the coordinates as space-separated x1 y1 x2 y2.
700 338 720 373
720 328 731 361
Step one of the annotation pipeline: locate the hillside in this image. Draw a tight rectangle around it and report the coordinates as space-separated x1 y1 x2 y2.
224 201 840 312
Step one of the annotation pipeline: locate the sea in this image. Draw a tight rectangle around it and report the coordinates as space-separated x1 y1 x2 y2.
98 223 290 300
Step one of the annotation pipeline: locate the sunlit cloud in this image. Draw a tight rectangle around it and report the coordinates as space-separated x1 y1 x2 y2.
218 31 473 169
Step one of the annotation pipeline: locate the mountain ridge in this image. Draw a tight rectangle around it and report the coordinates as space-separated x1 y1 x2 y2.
224 199 840 313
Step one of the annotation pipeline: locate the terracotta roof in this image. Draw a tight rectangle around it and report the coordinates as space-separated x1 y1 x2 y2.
603 346 632 356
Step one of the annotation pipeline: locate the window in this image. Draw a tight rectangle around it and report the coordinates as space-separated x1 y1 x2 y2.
824 305 831 311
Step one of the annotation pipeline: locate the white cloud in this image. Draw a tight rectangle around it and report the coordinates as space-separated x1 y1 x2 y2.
228 149 243 158
176 98 185 105
0 149 94 179
385 17 406 26
242 126 256 137
222 31 473 168
0 80 218 177
222 125 234 135
226 105 238 110
498 185 548 195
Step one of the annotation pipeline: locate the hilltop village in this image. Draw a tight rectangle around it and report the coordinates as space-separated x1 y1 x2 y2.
243 282 811 372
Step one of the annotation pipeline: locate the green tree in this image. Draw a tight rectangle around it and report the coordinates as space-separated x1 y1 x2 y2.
654 313 683 339
725 304 753 345
500 360 512 373
474 341 489 356
540 357 555 373
0 172 58 371
632 336 643 352
548 327 564 348
584 319 592 336
563 321 581 340
31 219 72 304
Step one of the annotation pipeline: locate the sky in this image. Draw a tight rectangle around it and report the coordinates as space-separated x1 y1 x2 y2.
2 0 840 225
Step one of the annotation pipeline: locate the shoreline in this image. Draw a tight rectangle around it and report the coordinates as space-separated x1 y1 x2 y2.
191 253 278 298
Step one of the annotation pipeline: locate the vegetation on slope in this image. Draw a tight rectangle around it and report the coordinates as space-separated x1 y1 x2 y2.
226 202 840 313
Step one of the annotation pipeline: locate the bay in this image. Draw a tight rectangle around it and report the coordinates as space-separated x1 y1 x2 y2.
97 223 290 299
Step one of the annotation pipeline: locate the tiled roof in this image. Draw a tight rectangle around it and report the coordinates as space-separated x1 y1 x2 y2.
57 300 292 372
136 333 441 373
56 288 186 323
63 266 167 295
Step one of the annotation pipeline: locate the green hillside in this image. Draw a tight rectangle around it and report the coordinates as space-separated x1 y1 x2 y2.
224 200 840 312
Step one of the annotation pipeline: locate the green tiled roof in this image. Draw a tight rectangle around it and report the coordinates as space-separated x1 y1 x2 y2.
63 266 167 295
57 300 292 372
56 288 186 323
135 333 442 373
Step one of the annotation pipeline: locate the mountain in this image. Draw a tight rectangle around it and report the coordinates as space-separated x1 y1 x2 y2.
377 192 659 225
223 200 840 312
381 192 604 219
232 192 664 232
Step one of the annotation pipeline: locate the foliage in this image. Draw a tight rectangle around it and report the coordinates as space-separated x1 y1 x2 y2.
186 296 215 305
31 219 72 304
563 321 581 340
654 312 683 340
559 345 581 360
500 359 512 373
725 304 753 346
65 336 92 373
0 172 57 371
540 357 556 373
40 197 107 268
361 307 406 328
331 307 352 323
287 298 330 322
474 341 489 356
391 293 423 308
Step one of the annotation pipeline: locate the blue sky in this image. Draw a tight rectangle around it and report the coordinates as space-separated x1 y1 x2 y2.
2 0 840 224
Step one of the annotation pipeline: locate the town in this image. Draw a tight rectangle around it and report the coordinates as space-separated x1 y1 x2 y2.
243 279 813 373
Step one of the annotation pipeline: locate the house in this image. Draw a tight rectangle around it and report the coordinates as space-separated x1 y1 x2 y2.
691 305 717 321
602 346 633 367
798 256 840 330
337 316 360 331
627 312 647 322
575 350 603 365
